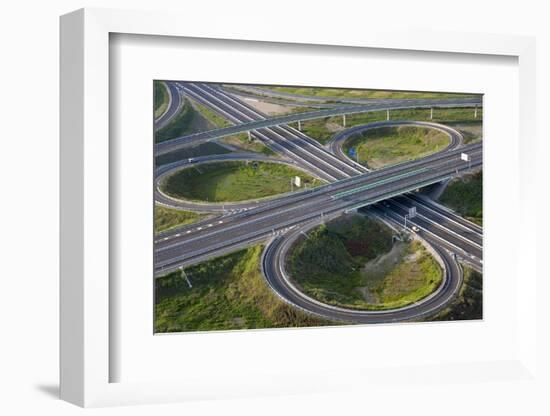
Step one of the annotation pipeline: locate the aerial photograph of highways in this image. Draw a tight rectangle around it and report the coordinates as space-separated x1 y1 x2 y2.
153 81 483 333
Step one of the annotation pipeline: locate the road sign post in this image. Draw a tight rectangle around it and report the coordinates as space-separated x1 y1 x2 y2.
348 147 358 163
461 152 471 171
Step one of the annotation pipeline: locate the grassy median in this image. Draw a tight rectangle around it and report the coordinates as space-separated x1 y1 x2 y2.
265 86 476 100
288 214 443 310
439 171 483 226
155 97 195 142
430 266 482 321
155 245 334 332
154 80 169 119
343 125 450 169
295 107 482 144
161 161 320 203
155 205 208 234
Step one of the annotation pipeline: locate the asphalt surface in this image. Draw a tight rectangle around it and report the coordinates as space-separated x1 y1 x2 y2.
155 143 482 274
178 82 363 181
327 120 463 170
153 83 483 322
154 81 182 131
155 83 481 157
223 84 479 106
155 153 312 213
261 218 463 324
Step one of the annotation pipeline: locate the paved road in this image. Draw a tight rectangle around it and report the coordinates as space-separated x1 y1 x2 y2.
179 82 363 181
261 217 463 324
157 86 481 269
154 81 183 131
155 143 482 274
224 84 478 106
153 84 483 322
327 120 463 170
323 118 482 270
155 84 481 157
155 153 311 212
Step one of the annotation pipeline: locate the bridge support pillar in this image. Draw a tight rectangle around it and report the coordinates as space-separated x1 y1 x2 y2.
430 108 433 120
248 131 252 141
474 106 478 118
343 114 347 127
297 120 301 131
386 109 390 120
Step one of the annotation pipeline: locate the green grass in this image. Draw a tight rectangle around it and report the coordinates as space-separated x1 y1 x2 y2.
221 133 276 156
187 100 275 155
155 98 194 142
191 100 232 128
161 161 320 203
293 107 482 145
155 96 237 143
266 86 477 100
371 242 443 310
296 118 337 144
430 267 482 321
155 245 334 332
439 171 483 225
288 215 443 311
446 122 483 144
343 125 450 169
154 81 169 119
155 205 208 234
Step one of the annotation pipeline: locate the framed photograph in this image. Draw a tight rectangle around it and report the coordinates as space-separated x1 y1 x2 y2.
60 8 538 408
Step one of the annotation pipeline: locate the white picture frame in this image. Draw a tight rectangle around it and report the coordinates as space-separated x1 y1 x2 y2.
60 7 538 408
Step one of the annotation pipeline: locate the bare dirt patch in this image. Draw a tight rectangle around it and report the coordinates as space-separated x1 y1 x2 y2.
233 94 298 116
360 241 407 303
325 121 345 133
449 122 483 143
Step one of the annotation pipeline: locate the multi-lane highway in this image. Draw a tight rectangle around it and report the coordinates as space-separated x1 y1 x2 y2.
155 82 481 158
155 142 482 272
153 81 483 323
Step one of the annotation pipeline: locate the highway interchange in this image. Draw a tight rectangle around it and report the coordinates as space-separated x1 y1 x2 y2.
154 81 483 324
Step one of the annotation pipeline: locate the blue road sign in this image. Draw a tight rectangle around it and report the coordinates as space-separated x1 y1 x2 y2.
348 148 356 157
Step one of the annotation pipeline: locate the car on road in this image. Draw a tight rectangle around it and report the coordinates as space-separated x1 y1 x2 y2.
411 225 420 233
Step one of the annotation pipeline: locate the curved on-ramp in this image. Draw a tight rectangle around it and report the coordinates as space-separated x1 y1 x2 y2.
261 217 463 324
327 120 464 172
155 153 326 212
